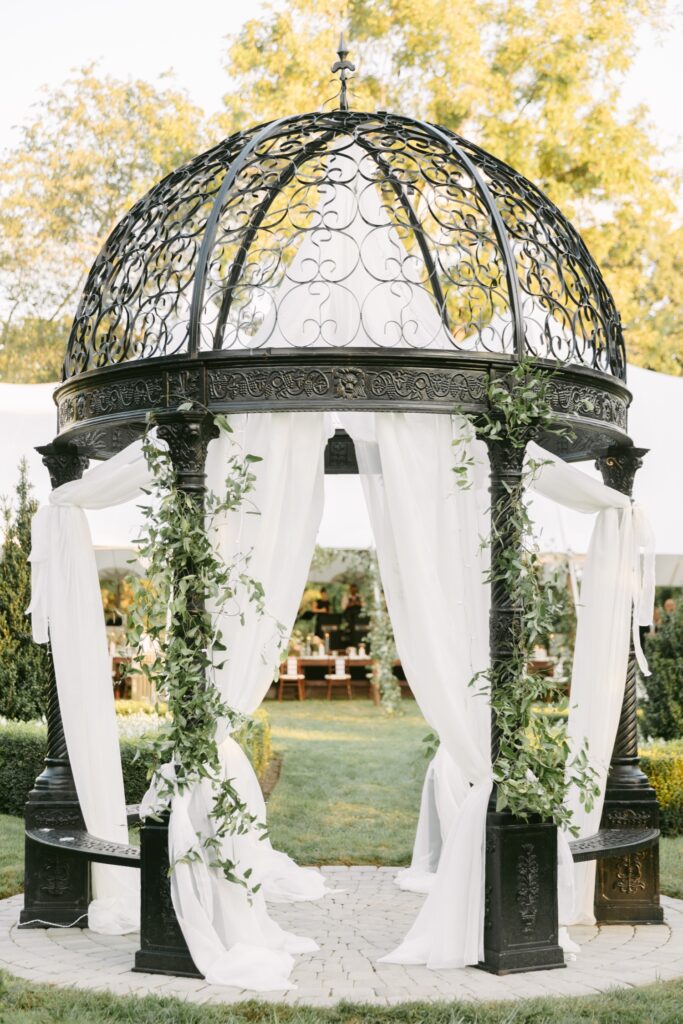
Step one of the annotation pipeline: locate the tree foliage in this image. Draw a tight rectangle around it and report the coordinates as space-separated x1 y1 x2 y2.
643 604 683 740
0 4 681 380
0 67 208 382
0 460 50 720
220 0 683 373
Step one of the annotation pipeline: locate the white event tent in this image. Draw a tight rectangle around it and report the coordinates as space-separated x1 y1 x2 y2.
0 366 681 584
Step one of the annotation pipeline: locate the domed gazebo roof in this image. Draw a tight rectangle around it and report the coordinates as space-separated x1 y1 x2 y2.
54 53 631 463
64 109 625 380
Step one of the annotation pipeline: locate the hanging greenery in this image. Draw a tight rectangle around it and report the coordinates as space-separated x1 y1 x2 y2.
365 553 402 715
127 418 267 896
454 361 599 833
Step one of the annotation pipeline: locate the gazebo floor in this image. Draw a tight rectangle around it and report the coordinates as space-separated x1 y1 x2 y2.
1 867 682 1006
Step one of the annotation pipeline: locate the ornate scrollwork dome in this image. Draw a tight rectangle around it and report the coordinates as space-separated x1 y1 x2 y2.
63 109 626 381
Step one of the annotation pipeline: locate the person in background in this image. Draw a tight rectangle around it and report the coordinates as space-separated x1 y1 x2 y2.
312 588 331 614
342 583 363 645
341 583 363 615
664 597 677 618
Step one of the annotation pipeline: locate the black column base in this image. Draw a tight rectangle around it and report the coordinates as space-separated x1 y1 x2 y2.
595 790 663 925
133 814 202 978
20 796 90 929
479 813 565 975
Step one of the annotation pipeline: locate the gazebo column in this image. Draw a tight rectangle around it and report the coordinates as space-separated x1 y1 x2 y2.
481 439 564 974
594 445 662 923
134 416 217 978
21 443 91 929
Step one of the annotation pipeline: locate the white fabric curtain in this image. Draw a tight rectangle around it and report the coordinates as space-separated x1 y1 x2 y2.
151 412 334 988
339 411 492 968
29 415 334 989
398 436 655 937
528 441 655 924
29 441 151 933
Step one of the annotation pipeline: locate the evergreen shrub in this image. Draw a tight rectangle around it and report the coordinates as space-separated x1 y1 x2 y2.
0 461 50 720
642 604 683 741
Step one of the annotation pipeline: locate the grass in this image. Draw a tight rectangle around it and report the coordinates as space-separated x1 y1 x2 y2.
2 701 683 889
661 833 683 899
3 969 683 1023
266 699 428 865
2 700 683 1021
0 816 23 900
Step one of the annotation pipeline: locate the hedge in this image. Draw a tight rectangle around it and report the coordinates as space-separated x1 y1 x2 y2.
0 709 272 817
640 742 683 836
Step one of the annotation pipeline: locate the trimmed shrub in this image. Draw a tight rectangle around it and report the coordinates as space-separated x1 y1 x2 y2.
0 720 46 816
0 709 272 817
114 700 168 716
640 742 683 836
240 709 272 781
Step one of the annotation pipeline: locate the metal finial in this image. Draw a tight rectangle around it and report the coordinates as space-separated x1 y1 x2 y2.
331 31 355 111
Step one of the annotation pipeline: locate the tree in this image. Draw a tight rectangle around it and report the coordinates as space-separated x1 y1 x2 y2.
0 66 209 382
219 0 683 373
643 602 683 740
0 460 50 720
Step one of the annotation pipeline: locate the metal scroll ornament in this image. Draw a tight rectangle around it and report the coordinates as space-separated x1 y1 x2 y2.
63 109 625 382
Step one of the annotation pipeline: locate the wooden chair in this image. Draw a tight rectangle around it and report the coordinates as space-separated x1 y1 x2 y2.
278 656 306 701
325 656 352 699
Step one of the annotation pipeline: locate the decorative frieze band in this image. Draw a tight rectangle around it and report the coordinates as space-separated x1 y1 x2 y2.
55 359 629 446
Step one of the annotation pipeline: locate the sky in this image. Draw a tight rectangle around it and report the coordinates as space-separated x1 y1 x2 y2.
2 0 683 167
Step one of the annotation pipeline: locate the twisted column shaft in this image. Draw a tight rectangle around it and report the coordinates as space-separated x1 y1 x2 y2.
596 446 651 792
30 443 89 800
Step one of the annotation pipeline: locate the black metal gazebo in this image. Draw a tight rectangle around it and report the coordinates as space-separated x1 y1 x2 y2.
22 42 662 977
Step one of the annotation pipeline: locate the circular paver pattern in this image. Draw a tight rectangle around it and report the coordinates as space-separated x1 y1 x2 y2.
2 868 683 1006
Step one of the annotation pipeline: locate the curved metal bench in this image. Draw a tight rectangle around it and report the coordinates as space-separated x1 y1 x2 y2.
27 810 659 873
26 804 143 869
569 827 659 863
26 827 140 867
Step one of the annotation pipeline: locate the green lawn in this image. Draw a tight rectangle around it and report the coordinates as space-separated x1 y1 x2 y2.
0 814 23 900
2 701 683 891
266 699 428 865
2 700 683 1022
2 969 683 1023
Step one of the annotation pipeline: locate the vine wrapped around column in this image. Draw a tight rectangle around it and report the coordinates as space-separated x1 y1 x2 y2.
454 363 599 829
127 414 267 895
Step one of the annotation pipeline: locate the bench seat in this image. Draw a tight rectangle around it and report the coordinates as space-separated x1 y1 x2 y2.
569 827 659 863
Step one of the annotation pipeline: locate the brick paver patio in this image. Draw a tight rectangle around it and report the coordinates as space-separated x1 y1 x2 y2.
2 867 682 1006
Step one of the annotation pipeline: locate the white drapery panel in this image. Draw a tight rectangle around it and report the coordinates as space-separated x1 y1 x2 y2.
528 441 655 924
399 438 655 934
151 412 334 988
29 441 151 933
29 416 334 988
339 411 492 968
